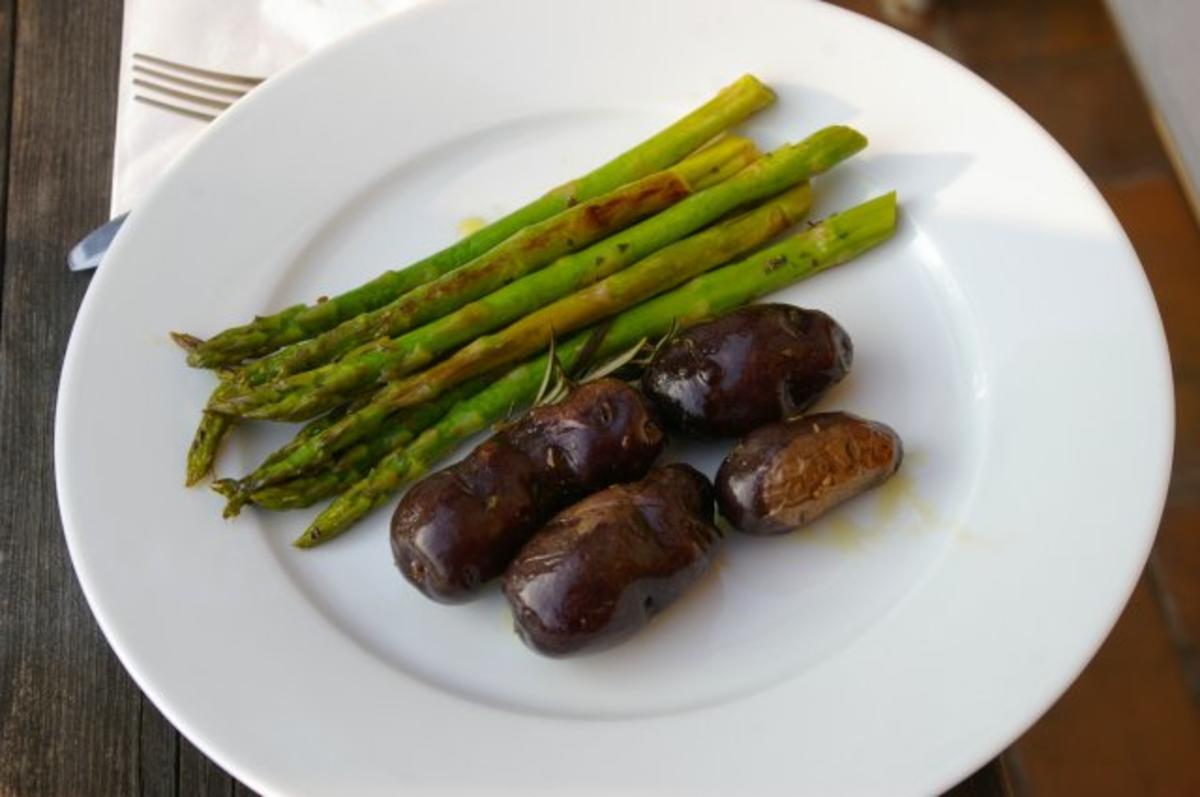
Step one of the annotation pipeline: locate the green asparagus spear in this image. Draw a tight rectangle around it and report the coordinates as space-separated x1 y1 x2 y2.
212 384 382 511
180 75 776 368
294 192 898 546
185 411 234 486
229 377 487 513
215 136 758 395
240 469 356 512
378 182 813 411
213 127 867 422
254 385 382 469
186 139 754 476
188 379 383 485
230 190 892 508
214 179 797 496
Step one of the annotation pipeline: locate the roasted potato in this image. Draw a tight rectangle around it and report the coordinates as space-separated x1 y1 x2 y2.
641 304 852 437
716 411 902 535
504 464 721 656
391 378 665 603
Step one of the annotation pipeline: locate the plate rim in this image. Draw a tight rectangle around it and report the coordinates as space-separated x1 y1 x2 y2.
56 0 1175 794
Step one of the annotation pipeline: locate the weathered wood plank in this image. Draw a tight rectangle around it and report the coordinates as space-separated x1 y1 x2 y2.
232 780 260 797
0 1 134 795
0 0 11 307
944 758 1015 797
140 698 180 796
178 735 235 797
1106 0 1200 217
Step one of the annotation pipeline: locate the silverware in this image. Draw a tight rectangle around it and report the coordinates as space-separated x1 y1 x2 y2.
131 52 265 122
68 213 130 272
68 55 266 271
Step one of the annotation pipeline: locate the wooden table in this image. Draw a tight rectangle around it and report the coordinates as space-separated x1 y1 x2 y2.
1106 0 1200 218
14 0 1171 793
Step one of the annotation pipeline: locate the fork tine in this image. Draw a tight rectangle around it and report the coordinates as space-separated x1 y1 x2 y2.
133 78 235 111
132 64 249 100
133 52 265 87
133 95 220 122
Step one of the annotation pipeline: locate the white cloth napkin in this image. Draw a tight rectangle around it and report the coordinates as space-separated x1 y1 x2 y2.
111 0 421 216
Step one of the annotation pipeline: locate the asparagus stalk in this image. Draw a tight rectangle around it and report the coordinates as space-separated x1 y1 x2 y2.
220 379 477 516
254 386 379 469
294 192 898 546
184 139 755 478
213 384 381 512
180 75 776 368
223 377 487 513
216 136 758 394
230 186 888 508
185 411 234 486
186 379 382 485
369 182 813 412
209 177 798 494
213 127 867 422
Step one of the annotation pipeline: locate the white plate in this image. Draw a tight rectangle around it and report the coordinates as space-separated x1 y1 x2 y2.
56 0 1173 794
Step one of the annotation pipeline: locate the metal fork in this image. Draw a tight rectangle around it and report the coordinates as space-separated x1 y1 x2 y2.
68 55 267 270
130 52 265 122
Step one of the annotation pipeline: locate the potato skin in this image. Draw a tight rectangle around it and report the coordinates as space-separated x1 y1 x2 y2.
391 379 665 603
503 378 664 504
391 440 539 601
641 304 852 437
503 464 721 656
716 412 902 535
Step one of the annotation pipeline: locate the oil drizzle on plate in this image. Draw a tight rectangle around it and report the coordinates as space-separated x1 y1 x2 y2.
808 458 982 552
458 216 488 238
875 471 940 530
824 515 871 551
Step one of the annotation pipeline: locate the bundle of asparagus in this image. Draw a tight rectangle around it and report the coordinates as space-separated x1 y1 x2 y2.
176 74 899 547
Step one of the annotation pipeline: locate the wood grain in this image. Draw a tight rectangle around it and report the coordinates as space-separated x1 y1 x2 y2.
178 735 236 797
140 699 181 797
0 1 142 795
1106 0 1200 216
0 0 11 305
950 760 1016 797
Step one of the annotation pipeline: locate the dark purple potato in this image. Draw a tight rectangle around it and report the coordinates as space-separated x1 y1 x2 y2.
716 412 902 535
641 304 852 437
503 464 721 656
391 378 665 603
503 378 665 503
391 440 540 602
